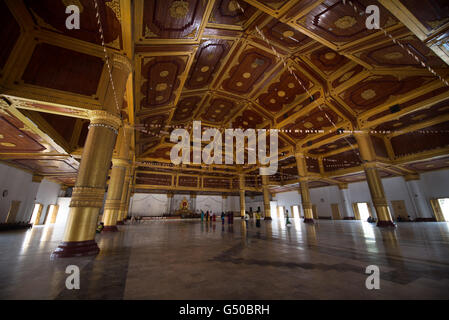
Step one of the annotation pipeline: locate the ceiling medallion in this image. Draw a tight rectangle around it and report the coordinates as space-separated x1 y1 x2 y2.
334 16 357 30
169 1 190 19
361 89 376 100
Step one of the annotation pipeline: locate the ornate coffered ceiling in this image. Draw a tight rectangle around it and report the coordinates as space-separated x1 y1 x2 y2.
0 0 449 194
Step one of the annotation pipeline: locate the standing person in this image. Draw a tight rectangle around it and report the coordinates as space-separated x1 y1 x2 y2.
286 209 292 226
201 210 204 222
212 213 216 222
221 212 225 224
206 211 210 222
227 212 231 224
244 211 250 228
255 211 261 228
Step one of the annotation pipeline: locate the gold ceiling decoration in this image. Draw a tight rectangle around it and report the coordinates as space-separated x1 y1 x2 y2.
169 1 190 19
334 16 357 29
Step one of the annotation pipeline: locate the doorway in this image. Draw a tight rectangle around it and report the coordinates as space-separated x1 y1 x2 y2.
30 203 43 225
277 206 285 219
391 200 409 221
353 202 372 221
5 201 21 223
430 198 449 222
292 205 300 219
331 203 341 220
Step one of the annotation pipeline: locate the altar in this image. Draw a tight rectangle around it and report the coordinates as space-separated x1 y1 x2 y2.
173 197 195 218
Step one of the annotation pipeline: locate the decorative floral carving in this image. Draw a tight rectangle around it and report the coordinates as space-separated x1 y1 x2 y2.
334 16 357 29
169 0 190 19
361 89 376 100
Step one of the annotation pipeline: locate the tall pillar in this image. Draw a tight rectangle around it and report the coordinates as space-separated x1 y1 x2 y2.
404 174 434 221
191 193 197 214
52 111 122 258
116 166 131 224
102 125 132 231
338 183 354 219
239 173 245 218
261 175 272 220
354 131 395 227
51 54 132 258
295 151 314 223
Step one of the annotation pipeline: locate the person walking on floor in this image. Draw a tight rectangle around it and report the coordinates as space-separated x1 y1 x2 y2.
255 211 261 228
244 211 250 228
201 210 204 222
221 212 225 224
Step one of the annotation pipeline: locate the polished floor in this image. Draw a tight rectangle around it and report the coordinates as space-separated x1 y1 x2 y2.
0 218 449 299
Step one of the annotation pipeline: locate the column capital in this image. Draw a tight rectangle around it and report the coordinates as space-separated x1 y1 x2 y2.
32 174 44 183
338 183 348 190
167 192 174 198
88 110 122 133
404 173 420 181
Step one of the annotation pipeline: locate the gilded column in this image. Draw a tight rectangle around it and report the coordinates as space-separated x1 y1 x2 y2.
354 131 395 227
295 151 314 223
51 54 132 258
261 175 272 220
117 160 133 224
239 173 245 218
102 125 132 231
51 110 122 258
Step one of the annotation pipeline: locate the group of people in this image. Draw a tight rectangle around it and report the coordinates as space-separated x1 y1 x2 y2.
201 211 235 225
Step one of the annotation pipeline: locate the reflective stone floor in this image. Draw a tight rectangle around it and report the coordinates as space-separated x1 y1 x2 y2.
0 219 449 299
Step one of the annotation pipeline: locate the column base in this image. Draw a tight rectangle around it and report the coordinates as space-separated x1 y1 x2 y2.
264 217 272 221
51 240 99 259
377 220 396 227
102 225 118 232
116 221 124 225
304 218 314 224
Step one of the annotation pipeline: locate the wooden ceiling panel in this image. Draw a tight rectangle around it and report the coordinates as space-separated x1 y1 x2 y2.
13 158 78 174
140 56 188 110
0 1 20 72
209 0 259 29
323 149 362 172
262 18 311 50
257 69 311 113
142 0 207 40
404 155 449 172
375 98 449 131
221 46 276 95
22 43 104 96
398 0 449 33
292 0 398 48
390 121 449 157
309 136 356 155
352 35 446 69
172 95 203 123
232 108 264 129
185 40 232 90
338 75 434 114
200 97 238 123
307 46 351 75
24 0 122 48
283 105 341 140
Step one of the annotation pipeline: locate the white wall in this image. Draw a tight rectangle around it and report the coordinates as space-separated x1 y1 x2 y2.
271 169 449 220
0 162 40 223
129 193 168 216
246 195 264 213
